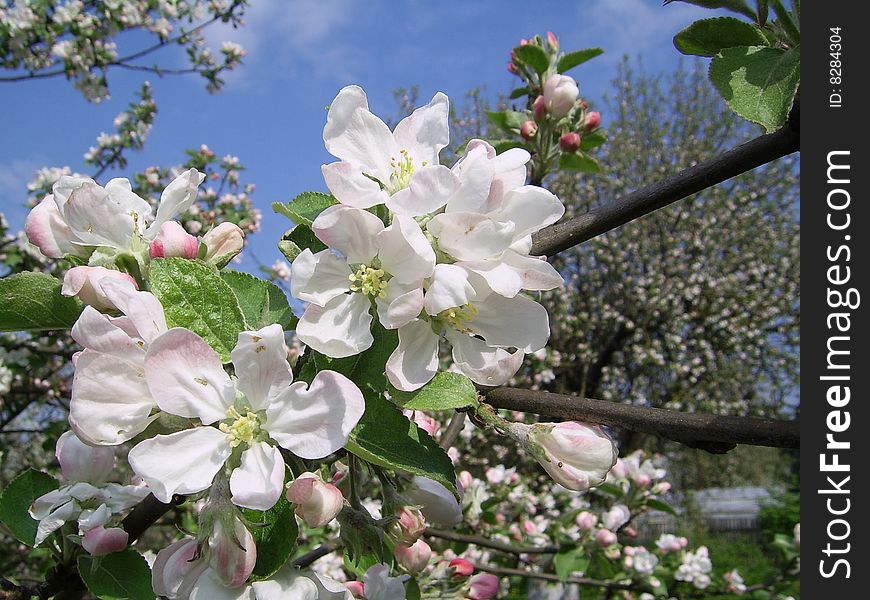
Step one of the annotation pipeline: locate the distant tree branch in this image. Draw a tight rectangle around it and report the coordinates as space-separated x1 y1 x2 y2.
426 528 559 555
473 563 641 591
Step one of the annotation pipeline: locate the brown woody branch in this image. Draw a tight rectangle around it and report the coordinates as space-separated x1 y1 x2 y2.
426 528 560 555
473 563 641 591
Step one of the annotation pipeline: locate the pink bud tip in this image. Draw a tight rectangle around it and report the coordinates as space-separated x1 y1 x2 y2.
82 526 128 556
559 132 582 153
449 557 474 578
345 581 366 598
532 95 547 120
469 573 500 600
520 120 538 141
585 111 601 131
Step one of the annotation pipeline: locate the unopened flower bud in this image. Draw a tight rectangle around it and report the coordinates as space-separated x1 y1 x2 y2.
596 529 617 547
391 506 427 545
585 111 601 131
575 510 598 531
61 267 138 311
286 472 344 528
524 422 618 491
404 476 463 527
402 409 439 437
520 120 538 140
507 62 517 74
559 132 581 153
623 526 638 538
208 518 256 588
152 539 206 599
457 471 474 491
634 473 652 488
651 481 671 495
149 221 199 259
532 95 547 120
346 581 366 598
82 526 128 556
56 431 115 485
543 74 579 118
202 222 245 267
394 539 431 574
602 504 631 531
469 573 500 600
449 557 474 578
547 31 559 50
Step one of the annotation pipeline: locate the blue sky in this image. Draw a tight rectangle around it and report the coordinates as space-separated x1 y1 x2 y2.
0 0 724 273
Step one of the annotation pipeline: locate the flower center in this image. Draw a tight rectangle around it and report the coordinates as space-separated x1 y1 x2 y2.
348 264 387 298
219 406 261 448
437 304 479 334
387 149 417 193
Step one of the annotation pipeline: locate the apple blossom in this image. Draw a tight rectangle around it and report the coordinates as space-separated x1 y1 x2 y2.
542 74 579 118
575 510 598 531
585 111 601 131
82 525 129 556
61 266 138 310
389 506 427 545
55 430 115 485
286 471 345 528
404 476 463 527
601 504 631 531
149 221 199 259
468 573 500 600
394 539 432 574
595 528 617 547
127 324 364 510
362 564 409 600
559 131 581 153
208 517 257 588
202 221 245 266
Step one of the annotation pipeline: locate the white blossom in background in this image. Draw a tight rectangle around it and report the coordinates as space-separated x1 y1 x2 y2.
675 546 713 589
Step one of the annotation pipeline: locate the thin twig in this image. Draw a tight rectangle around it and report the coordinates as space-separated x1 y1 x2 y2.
426 528 559 555
473 563 641 591
292 540 343 568
439 411 467 450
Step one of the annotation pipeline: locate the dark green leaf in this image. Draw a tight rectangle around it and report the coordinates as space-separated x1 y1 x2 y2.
674 17 767 57
559 153 601 173
594 482 625 498
514 44 550 74
77 548 155 600
554 546 590 582
389 372 478 411
272 192 338 227
486 110 529 133
313 319 397 394
645 498 678 516
242 494 299 580
557 48 604 73
278 224 327 262
405 577 422 600
579 130 607 151
0 272 84 332
709 45 800 132
492 140 526 155
509 87 530 99
0 469 58 546
663 0 757 20
220 270 297 331
149 258 247 362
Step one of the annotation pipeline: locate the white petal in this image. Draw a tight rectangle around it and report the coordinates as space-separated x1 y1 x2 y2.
148 169 205 237
232 325 293 411
386 165 460 217
386 320 439 392
296 293 373 358
447 143 495 214
312 205 383 264
100 483 151 512
376 280 423 329
145 328 236 424
97 281 167 345
424 264 476 316
71 307 142 360
376 216 435 283
52 175 95 208
34 499 79 546
69 351 156 445
322 162 389 209
230 442 285 511
310 571 354 599
252 566 318 600
190 569 256 600
427 212 515 261
128 428 231 503
393 91 450 165
63 183 137 248
487 185 565 241
458 251 562 298
447 331 524 387
24 196 80 258
323 85 396 175
471 294 550 352
290 249 352 307
265 371 365 459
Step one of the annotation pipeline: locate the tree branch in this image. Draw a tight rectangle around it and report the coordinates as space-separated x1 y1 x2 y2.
292 540 343 568
120 493 184 542
481 387 799 453
473 563 640 591
426 528 559 555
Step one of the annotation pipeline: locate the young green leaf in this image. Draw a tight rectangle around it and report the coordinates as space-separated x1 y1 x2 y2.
674 17 767 57
645 498 678 516
77 548 154 600
557 48 604 73
149 258 247 362
559 153 601 173
220 270 298 331
272 192 338 227
509 87 530 99
663 0 757 21
278 224 327 262
242 493 299 580
389 372 478 411
579 130 607 151
554 546 591 582
486 110 529 133
0 469 58 546
0 272 84 332
513 44 550 74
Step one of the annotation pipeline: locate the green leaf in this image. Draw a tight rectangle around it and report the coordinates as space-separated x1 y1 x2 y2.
663 0 757 20
220 270 297 331
645 498 678 516
509 87 530 99
272 192 338 227
405 577 422 600
77 548 155 600
0 272 84 332
486 110 528 133
557 48 604 73
594 482 626 498
554 546 590 582
0 469 58 546
389 372 478 411
674 17 767 57
579 130 607 151
346 392 457 496
278 224 327 262
709 45 800 132
491 140 526 155
559 153 601 173
149 258 247 362
514 44 550 74
313 319 397 394
242 494 299 580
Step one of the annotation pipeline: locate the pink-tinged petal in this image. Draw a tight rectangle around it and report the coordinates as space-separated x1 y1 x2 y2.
386 165 460 217
97 281 167 344
62 266 138 310
386 320 439 392
148 169 205 237
312 205 383 264
152 538 204 599
230 442 285 511
52 175 94 209
486 186 565 241
393 92 450 166
265 371 365 459
424 264 476 316
189 569 256 600
69 351 156 445
470 294 550 352
56 430 115 485
296 293 373 358
427 212 515 261
447 332 524 387
24 195 79 258
458 251 563 298
71 307 142 360
286 472 344 528
323 85 396 175
252 566 319 600
376 280 423 330
128 428 231 502
231 325 293 411
145 328 236 424
82 526 128 556
447 142 496 214
149 221 200 259
376 216 435 283
487 148 529 208
290 249 352 307
63 182 142 248
322 162 389 209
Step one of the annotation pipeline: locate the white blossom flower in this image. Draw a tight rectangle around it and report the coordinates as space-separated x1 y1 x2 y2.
362 564 408 600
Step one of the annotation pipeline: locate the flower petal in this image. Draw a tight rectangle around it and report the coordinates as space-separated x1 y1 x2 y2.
265 371 365 459
312 205 383 264
323 85 396 176
145 328 236 424
423 264 476 316
427 212 515 261
376 279 424 329
386 319 440 392
290 249 352 307
322 161 389 209
189 569 256 600
393 91 450 166
386 165 460 217
296 293 373 358
71 307 142 360
470 293 550 352
97 282 167 345
34 498 79 546
252 565 319 600
147 169 205 238
232 325 293 411
446 142 495 214
376 215 435 283
230 442 285 511
486 185 565 241
24 195 80 258
128 428 231 503
458 251 563 298
447 331 524 387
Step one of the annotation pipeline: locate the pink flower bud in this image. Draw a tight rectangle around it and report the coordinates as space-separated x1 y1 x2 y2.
469 573 499 600
82 526 128 556
542 74 579 118
61 266 138 311
575 510 598 531
449 557 474 578
394 539 432 574
532 95 547 120
391 506 427 545
559 132 581 153
56 431 115 485
547 31 559 50
457 470 474 490
679 536 689 549
149 221 199 259
651 481 671 495
522 520 538 535
634 473 652 488
152 539 207 599
585 111 601 131
623 526 638 538
208 518 256 588
526 422 618 491
286 472 344 528
519 38 529 46
345 581 366 598
402 409 439 437
610 459 629 479
202 222 245 266
595 529 617 547
520 120 538 140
